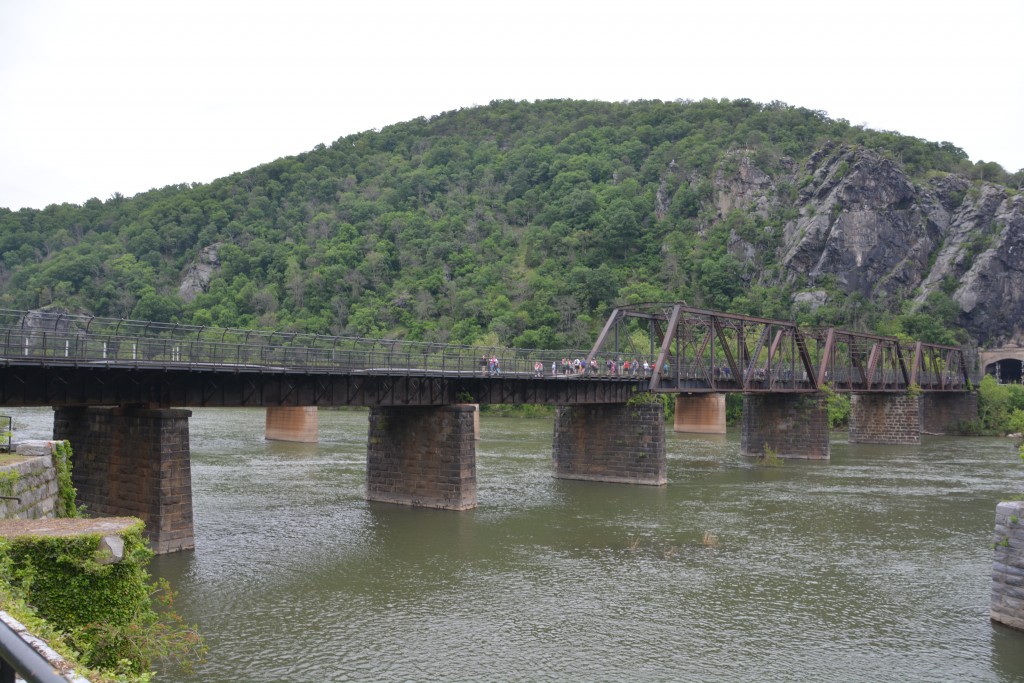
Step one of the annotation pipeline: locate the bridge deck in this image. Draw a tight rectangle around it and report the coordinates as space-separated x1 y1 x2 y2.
0 305 971 408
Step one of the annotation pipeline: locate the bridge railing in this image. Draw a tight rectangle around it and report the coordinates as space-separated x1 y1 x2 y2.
0 310 610 379
0 308 973 392
0 612 82 683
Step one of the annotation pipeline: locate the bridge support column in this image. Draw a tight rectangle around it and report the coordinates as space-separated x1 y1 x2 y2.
848 394 921 444
366 405 477 510
992 500 1024 632
921 393 979 435
674 394 726 434
552 402 666 485
741 394 829 459
53 406 194 553
265 406 318 442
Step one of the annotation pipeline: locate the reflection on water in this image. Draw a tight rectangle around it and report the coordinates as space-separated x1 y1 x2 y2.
5 407 1024 682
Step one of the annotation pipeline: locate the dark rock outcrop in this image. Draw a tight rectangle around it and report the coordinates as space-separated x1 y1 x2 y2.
711 144 1024 345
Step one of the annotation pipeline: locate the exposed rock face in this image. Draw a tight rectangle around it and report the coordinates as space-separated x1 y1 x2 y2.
711 144 1024 346
952 192 1024 346
781 144 936 301
713 151 782 218
178 244 221 302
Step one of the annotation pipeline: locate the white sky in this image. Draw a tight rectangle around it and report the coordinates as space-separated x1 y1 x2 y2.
1 0 1021 211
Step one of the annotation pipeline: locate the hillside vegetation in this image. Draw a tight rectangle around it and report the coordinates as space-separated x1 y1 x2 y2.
1 98 1020 348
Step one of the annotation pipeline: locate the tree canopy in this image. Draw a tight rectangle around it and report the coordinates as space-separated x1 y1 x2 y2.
1 98 1009 347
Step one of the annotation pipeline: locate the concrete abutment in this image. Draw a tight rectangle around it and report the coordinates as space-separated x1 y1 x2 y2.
265 406 319 442
674 393 727 434
992 501 1024 632
53 405 194 554
552 402 667 485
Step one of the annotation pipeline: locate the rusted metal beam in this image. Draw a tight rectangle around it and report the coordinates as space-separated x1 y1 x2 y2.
864 342 881 390
795 330 817 391
910 341 923 386
586 307 621 368
816 328 836 388
650 304 682 391
713 318 741 388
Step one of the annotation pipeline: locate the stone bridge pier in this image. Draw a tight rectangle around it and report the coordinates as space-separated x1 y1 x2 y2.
849 394 922 444
674 393 726 434
552 402 667 485
53 405 194 554
265 406 319 442
849 392 979 444
367 401 668 511
741 394 829 459
366 405 478 509
921 392 979 434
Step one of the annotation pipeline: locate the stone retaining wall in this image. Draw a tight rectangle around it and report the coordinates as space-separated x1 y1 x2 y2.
0 453 58 520
992 500 1024 632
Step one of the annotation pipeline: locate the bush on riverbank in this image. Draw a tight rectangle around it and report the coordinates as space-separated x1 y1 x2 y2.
0 439 206 683
0 521 205 680
974 375 1024 435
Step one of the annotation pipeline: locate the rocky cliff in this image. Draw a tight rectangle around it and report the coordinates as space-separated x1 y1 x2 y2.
715 143 1024 346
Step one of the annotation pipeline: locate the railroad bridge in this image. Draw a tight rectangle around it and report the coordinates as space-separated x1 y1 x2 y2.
0 305 977 553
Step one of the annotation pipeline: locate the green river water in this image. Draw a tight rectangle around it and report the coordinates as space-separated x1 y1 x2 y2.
8 407 1024 682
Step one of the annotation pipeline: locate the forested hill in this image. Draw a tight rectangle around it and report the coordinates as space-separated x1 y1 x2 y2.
1 98 1022 349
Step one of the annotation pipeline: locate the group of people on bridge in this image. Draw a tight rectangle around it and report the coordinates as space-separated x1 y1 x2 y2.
531 358 668 378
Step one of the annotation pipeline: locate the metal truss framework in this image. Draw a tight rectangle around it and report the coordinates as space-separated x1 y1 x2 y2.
586 303 970 394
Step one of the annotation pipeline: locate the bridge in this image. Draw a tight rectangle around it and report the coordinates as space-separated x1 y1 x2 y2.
0 306 977 553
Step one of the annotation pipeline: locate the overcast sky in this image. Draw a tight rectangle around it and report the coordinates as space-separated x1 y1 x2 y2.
1 0 1021 211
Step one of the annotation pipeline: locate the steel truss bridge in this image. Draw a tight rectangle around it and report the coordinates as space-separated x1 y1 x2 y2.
588 303 970 394
0 305 970 408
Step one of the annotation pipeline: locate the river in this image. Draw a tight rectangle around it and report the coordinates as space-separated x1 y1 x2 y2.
7 407 1024 682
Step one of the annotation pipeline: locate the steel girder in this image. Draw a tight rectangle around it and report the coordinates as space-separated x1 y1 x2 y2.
0 366 638 408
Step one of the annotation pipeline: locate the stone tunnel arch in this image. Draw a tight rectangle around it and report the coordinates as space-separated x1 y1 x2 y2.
985 358 1024 384
980 348 1024 384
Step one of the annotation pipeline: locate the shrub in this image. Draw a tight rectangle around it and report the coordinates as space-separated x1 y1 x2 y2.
0 522 205 679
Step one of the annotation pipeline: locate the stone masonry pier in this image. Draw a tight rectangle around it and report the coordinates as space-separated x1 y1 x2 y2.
53 406 194 554
921 392 979 435
849 394 922 445
366 405 478 510
552 402 666 485
265 406 319 442
741 394 829 459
